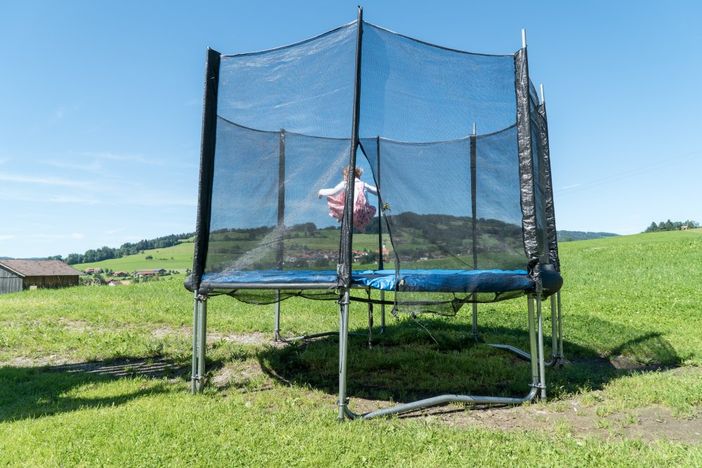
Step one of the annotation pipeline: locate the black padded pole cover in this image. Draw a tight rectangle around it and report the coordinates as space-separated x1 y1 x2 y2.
338 8 364 288
375 136 384 271
190 48 221 292
537 104 560 271
277 129 286 269
514 48 539 271
470 134 478 270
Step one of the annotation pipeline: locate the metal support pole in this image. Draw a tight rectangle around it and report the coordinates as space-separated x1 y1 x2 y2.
192 294 207 393
550 294 558 360
536 293 546 399
190 292 199 393
367 296 373 349
471 303 479 339
380 291 386 333
274 290 281 342
338 290 351 420
527 295 539 388
557 290 564 358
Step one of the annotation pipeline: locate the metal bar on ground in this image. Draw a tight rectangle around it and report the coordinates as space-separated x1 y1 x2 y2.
341 294 541 420
487 343 531 361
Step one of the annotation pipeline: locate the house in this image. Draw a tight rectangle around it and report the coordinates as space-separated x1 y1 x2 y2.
135 268 167 277
0 259 82 294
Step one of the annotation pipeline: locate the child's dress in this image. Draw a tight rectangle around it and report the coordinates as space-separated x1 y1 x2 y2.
318 178 378 231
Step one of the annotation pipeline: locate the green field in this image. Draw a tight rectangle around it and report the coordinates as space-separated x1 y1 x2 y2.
75 241 196 272
1 230 702 465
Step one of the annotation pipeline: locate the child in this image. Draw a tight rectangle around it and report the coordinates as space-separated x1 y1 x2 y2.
318 167 378 231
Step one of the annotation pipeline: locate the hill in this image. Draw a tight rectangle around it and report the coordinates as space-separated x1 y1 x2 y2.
74 240 194 272
558 230 618 242
74 222 621 273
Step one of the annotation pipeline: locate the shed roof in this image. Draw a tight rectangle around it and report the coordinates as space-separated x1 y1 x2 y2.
0 260 82 277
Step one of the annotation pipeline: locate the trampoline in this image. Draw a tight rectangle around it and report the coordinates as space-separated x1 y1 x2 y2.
186 8 564 420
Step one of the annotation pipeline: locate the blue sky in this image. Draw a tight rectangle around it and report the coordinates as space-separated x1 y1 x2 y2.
1 1 700 258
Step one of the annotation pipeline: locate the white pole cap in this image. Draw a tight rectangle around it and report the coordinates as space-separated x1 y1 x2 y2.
539 83 545 104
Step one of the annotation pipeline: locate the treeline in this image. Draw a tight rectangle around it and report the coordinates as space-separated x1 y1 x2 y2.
59 232 195 265
645 220 699 233
557 231 618 242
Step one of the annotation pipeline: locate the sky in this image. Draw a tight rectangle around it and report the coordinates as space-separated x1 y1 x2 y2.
1 0 701 258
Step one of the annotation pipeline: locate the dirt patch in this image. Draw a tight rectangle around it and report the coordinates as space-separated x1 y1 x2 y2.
151 326 285 348
209 331 283 347
401 399 702 444
57 318 93 333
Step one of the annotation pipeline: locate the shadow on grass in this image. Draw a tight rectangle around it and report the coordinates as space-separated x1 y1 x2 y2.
256 315 683 405
0 355 229 423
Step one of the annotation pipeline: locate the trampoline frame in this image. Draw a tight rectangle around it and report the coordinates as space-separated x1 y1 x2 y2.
188 7 565 419
190 285 564 419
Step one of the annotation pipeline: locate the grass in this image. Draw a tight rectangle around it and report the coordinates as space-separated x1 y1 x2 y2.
1 230 701 465
74 241 195 272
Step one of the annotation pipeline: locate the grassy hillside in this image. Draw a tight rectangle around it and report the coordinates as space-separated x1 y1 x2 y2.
75 241 195 272
71 223 627 273
1 230 702 464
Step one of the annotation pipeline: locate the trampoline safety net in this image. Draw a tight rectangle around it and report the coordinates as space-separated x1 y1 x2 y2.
187 19 561 314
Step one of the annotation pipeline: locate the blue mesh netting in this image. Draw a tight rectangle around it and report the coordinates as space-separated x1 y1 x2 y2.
197 19 557 307
360 23 517 141
217 23 357 138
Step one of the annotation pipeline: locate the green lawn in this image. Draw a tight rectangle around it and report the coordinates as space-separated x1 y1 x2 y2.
1 230 701 465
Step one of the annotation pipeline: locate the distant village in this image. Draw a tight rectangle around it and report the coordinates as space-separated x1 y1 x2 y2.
0 259 184 295
80 267 184 287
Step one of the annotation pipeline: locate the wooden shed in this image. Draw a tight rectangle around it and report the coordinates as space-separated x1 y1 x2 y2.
0 259 82 294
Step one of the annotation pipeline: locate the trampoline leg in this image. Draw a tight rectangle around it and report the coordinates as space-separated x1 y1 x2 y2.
471 302 479 340
527 295 539 392
274 290 281 342
380 291 386 334
550 294 558 361
367 297 373 349
557 291 564 360
338 290 351 421
191 294 199 393
191 294 207 393
536 293 546 399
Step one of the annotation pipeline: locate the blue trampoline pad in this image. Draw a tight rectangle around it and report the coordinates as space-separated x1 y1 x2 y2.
201 269 533 293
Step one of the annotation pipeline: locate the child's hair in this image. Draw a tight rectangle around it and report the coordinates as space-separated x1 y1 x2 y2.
343 167 363 180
